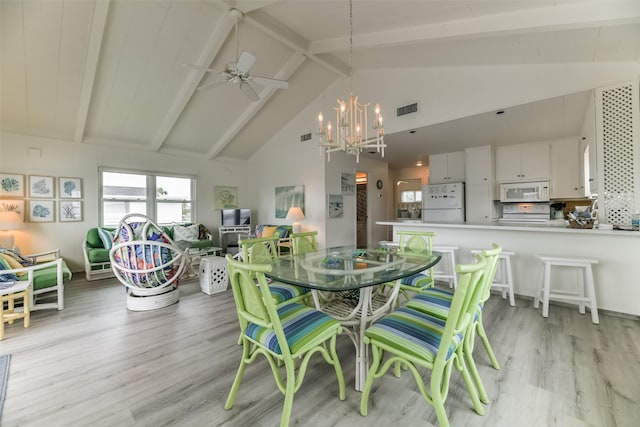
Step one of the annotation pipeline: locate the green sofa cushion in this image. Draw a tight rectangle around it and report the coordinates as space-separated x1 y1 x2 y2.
17 261 72 291
88 248 110 263
189 239 214 250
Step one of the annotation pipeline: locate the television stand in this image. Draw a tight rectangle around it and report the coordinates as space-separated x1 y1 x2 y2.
219 225 251 255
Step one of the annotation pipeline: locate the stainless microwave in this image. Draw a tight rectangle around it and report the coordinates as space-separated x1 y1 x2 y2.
500 181 550 203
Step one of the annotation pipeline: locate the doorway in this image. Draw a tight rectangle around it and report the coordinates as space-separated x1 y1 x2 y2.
356 171 367 247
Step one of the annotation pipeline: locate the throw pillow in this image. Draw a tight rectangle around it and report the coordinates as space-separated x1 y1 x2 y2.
261 226 277 238
254 224 265 238
97 228 115 249
0 256 18 282
0 253 26 276
173 224 199 242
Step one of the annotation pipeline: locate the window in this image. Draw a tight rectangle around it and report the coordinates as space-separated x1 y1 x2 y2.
100 169 195 227
400 190 422 203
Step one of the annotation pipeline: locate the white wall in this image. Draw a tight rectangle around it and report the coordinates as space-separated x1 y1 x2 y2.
0 132 249 272
324 152 389 248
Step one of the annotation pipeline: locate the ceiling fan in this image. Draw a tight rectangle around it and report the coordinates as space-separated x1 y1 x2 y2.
187 9 288 102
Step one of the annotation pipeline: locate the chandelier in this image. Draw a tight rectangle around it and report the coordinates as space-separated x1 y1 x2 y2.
316 0 385 163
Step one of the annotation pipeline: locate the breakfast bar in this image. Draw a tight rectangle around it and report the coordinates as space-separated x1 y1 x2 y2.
377 220 640 316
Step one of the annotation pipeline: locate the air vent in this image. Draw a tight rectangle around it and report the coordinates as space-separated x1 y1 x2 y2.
300 133 312 142
397 102 418 117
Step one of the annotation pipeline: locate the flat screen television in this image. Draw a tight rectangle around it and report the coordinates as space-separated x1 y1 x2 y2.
221 208 251 226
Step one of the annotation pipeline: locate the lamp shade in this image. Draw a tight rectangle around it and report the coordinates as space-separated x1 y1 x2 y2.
0 210 23 231
286 207 305 221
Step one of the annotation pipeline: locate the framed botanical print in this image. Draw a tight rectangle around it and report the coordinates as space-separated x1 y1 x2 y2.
29 200 55 222
214 186 238 209
59 177 82 199
29 175 55 198
0 199 25 221
59 201 83 222
0 173 25 197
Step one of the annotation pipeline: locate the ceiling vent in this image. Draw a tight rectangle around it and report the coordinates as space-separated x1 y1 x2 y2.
300 132 312 142
397 102 418 117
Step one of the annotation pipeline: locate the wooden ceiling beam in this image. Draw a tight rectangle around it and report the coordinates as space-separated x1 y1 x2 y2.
206 52 306 160
73 0 110 142
149 9 235 151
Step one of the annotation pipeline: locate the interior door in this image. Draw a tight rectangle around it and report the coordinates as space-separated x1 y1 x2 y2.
356 171 367 247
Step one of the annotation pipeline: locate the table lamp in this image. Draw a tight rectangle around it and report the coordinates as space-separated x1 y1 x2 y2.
0 210 23 249
286 207 305 234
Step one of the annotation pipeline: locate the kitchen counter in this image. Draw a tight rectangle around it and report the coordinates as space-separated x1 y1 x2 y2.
377 220 640 316
377 220 640 237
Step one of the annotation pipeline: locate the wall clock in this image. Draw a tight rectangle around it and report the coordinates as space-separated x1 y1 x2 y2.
376 179 383 189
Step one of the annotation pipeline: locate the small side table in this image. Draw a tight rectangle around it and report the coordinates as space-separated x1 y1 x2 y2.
1 281 31 340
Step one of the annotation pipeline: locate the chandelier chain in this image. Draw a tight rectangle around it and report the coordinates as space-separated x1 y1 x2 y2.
348 0 353 95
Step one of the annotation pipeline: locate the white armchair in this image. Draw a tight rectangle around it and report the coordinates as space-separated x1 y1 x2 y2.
0 248 71 311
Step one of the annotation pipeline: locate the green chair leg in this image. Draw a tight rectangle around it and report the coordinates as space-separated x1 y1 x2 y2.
477 317 500 370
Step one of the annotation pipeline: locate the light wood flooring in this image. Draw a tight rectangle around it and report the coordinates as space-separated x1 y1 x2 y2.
1 276 639 427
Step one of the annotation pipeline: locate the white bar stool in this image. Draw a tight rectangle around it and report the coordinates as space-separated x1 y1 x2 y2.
433 246 458 288
471 249 515 306
533 255 599 324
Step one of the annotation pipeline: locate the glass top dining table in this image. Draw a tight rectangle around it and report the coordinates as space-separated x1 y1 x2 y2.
265 245 441 391
265 245 441 291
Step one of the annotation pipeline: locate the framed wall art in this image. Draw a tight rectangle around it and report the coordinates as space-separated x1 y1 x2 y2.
275 185 304 218
29 200 55 222
29 175 55 198
59 177 82 199
214 186 238 209
328 194 344 218
0 199 25 220
341 172 355 195
0 173 25 197
59 201 83 222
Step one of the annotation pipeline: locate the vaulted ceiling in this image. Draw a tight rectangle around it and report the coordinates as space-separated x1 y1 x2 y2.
1 0 639 169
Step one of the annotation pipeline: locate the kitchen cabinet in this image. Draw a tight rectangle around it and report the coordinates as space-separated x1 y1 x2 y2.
495 142 550 182
465 145 495 223
550 139 583 199
581 92 597 195
429 151 465 184
465 183 493 223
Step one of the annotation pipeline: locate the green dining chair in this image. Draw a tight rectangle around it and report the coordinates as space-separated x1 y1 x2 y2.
379 231 436 303
224 255 345 427
406 243 502 404
290 231 319 255
238 236 310 306
360 256 488 427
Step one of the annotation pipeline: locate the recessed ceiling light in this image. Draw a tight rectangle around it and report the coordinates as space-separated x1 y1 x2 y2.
496 110 505 115
416 161 423 167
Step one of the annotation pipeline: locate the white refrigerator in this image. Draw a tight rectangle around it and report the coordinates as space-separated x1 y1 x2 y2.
422 182 465 223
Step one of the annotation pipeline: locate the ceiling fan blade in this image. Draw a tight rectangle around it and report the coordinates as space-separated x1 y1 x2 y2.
252 75 289 90
239 82 260 102
197 79 228 92
235 51 256 73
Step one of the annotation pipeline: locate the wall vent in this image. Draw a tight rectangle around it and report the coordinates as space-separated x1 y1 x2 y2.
397 102 418 117
300 133 312 142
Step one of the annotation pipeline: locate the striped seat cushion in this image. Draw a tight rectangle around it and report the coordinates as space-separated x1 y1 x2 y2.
267 282 310 305
407 288 483 322
400 272 433 289
245 303 340 354
365 307 462 362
